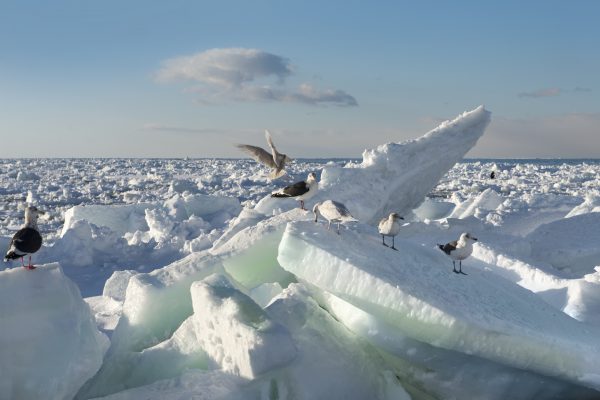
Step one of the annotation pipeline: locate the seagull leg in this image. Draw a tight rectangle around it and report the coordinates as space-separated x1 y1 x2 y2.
300 200 305 210
26 255 36 270
327 221 331 230
382 235 389 247
452 261 458 273
391 236 398 251
459 260 467 275
337 222 340 235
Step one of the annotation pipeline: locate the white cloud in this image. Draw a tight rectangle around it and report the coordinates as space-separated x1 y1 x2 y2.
155 48 357 107
156 48 292 88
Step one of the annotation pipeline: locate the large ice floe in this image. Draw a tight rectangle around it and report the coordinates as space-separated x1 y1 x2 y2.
0 264 108 400
3 106 600 399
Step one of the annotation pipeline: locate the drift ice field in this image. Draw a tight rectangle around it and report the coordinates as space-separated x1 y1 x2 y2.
2 106 600 400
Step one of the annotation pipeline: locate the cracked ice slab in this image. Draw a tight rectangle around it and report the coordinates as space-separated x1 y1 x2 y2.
277 221 600 389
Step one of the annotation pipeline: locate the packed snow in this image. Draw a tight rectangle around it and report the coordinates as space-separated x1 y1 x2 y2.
2 106 600 399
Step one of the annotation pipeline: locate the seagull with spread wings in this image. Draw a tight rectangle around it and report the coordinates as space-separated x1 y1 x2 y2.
236 130 292 179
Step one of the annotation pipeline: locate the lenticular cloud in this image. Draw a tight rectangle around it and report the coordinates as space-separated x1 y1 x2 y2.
156 47 358 106
156 48 293 88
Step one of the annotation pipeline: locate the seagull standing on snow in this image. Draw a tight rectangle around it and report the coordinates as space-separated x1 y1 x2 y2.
271 172 318 210
236 130 292 179
313 200 357 234
438 232 478 275
4 206 44 270
378 213 404 250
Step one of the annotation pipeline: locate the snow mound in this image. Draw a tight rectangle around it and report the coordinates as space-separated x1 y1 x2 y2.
62 203 150 238
277 221 600 389
0 264 109 400
566 194 600 218
527 213 600 276
448 187 504 219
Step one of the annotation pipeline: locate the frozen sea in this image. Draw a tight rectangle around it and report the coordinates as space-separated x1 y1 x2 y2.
3 157 600 240
2 108 600 400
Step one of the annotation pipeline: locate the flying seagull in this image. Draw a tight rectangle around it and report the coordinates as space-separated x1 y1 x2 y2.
4 205 44 270
378 212 404 250
313 200 357 234
438 232 478 275
271 172 318 210
236 130 292 179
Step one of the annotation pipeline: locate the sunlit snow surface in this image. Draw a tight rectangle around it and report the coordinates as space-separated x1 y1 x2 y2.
3 111 600 398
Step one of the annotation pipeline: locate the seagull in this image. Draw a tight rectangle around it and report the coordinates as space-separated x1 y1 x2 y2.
271 172 318 210
378 213 404 250
4 206 44 270
437 232 478 275
236 130 292 179
313 200 357 234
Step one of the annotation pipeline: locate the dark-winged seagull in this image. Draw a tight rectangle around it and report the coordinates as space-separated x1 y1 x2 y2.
378 212 404 250
271 172 318 210
4 206 44 270
313 200 357 234
236 130 292 179
438 232 478 275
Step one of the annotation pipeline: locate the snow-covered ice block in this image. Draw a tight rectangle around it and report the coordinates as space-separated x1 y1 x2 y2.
448 187 504 219
86 295 123 335
61 203 151 237
412 197 455 221
527 212 600 276
190 274 297 379
566 194 600 218
0 263 109 400
103 270 139 302
311 106 490 224
277 221 600 389
163 193 241 226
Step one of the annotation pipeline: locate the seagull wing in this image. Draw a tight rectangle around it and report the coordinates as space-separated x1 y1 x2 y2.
439 240 458 255
265 129 278 153
236 144 277 169
265 130 283 167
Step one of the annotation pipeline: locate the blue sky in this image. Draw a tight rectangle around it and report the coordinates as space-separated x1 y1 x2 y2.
1 0 598 158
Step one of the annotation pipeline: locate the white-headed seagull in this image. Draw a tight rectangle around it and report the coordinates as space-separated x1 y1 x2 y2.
438 232 478 275
313 200 357 234
378 212 404 250
4 206 44 270
271 172 318 210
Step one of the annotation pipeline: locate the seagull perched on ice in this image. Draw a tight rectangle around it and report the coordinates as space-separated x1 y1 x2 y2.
437 232 478 275
271 172 318 210
313 200 357 234
236 130 292 179
4 206 44 270
378 213 404 250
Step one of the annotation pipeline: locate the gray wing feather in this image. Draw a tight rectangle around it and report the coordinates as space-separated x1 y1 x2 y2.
265 130 281 168
236 144 277 169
